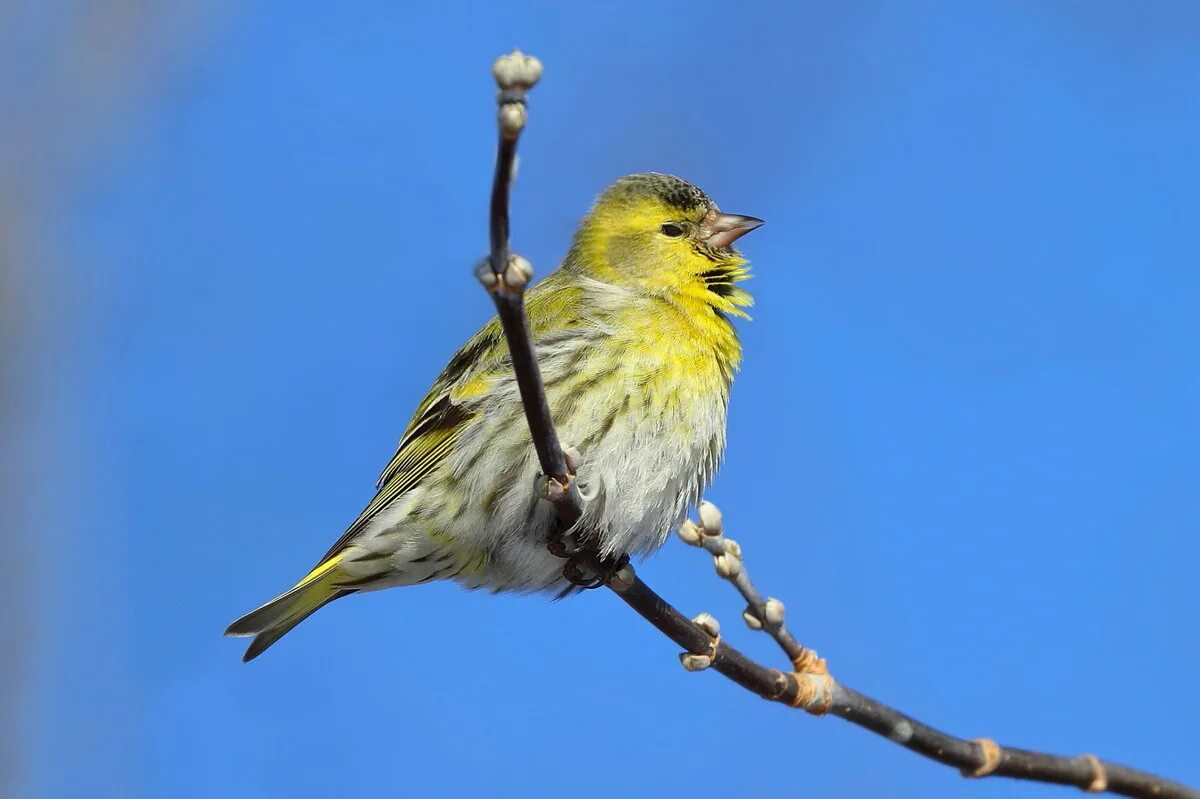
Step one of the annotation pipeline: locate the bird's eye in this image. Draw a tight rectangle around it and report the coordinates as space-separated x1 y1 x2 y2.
660 223 685 237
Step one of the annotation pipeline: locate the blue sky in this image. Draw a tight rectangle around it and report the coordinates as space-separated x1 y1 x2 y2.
18 2 1200 797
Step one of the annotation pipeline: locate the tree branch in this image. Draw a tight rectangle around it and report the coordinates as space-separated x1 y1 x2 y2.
473 49 1198 799
477 52 583 532
670 502 1194 798
679 500 813 669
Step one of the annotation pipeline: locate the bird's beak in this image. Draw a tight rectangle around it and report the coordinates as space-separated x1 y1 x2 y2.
704 213 764 249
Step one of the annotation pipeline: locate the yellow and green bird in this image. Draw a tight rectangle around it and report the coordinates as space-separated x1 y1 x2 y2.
226 173 762 661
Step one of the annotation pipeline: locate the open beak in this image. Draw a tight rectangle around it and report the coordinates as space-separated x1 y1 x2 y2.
704 213 764 249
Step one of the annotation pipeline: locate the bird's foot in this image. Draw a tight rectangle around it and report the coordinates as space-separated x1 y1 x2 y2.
546 531 580 559
562 550 630 590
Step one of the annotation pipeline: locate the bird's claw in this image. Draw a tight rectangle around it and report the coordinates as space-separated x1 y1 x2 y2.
563 551 630 590
547 531 580 559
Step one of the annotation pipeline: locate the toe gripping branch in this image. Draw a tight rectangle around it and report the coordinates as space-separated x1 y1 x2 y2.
541 446 630 589
545 504 629 591
563 551 631 590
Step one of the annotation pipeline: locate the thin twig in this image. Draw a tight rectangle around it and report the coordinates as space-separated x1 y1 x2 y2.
680 500 813 669
473 49 1199 799
669 504 1197 798
477 51 582 531
606 570 1198 798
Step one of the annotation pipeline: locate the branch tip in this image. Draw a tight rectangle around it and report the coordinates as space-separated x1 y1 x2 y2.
491 50 543 91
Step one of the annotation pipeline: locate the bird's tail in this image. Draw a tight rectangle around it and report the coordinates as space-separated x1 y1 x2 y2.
225 556 352 662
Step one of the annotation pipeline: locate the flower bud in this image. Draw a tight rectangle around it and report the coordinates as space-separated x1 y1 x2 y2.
474 258 499 290
504 254 533 289
492 50 543 90
698 500 723 535
764 598 786 627
692 612 720 638
677 519 701 546
714 553 742 579
498 102 527 138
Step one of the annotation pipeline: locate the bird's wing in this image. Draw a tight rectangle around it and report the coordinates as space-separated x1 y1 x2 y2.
314 319 506 564
314 271 586 566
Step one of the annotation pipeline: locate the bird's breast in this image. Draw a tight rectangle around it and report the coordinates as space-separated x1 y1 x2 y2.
538 295 736 556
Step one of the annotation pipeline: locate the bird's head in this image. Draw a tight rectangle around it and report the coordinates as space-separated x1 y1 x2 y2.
568 173 762 316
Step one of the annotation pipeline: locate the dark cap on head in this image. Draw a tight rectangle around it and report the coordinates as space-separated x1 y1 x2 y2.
606 173 713 212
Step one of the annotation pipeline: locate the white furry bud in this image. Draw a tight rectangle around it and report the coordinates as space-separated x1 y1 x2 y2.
498 103 527 138
698 500 723 534
474 258 499 290
679 653 712 672
492 50 543 90
504 254 533 290
764 598 786 627
743 609 763 630
723 538 742 560
714 553 742 579
677 519 702 546
692 613 720 638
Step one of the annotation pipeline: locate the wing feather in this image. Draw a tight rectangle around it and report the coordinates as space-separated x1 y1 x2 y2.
314 324 505 564
314 270 586 567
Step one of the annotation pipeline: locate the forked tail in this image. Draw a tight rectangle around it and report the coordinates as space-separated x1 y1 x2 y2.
225 556 352 662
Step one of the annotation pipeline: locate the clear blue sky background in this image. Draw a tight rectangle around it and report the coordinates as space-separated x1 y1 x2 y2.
19 2 1200 797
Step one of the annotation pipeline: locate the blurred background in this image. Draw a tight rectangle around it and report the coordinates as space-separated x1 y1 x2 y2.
4 2 1198 797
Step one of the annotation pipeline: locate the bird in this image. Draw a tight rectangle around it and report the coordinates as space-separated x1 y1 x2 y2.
226 172 763 661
